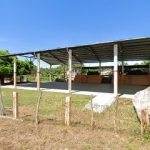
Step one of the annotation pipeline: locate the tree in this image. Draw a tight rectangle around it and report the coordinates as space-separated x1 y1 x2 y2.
0 50 13 83
141 61 150 65
17 59 34 75
0 50 34 84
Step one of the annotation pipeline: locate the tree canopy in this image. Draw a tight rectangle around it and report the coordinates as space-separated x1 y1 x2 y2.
0 50 13 78
141 61 150 65
0 50 34 81
17 59 34 75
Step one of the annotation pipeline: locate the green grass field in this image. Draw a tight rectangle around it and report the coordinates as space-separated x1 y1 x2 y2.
1 88 90 107
0 88 150 149
1 88 90 122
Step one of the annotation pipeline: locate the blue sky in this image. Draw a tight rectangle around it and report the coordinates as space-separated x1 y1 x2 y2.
0 0 150 55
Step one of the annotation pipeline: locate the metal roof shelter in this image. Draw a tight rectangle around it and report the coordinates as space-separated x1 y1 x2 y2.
1 37 150 65
0 37 150 96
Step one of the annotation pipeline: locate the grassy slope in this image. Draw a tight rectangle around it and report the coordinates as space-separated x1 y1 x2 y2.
0 88 150 149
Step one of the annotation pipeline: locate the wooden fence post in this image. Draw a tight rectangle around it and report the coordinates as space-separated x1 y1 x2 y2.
0 82 4 116
91 98 94 129
13 92 18 119
141 108 149 135
65 96 71 126
114 96 119 132
35 91 42 125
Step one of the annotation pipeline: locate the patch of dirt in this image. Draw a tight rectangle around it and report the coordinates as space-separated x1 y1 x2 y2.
0 118 149 149
0 100 150 150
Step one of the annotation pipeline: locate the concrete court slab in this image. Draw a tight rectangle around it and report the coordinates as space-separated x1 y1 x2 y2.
1 82 147 99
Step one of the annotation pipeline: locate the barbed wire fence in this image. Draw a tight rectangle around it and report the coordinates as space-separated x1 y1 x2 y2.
0 89 142 134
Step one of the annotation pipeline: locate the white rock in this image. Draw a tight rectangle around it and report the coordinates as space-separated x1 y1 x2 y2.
85 93 115 113
133 86 150 120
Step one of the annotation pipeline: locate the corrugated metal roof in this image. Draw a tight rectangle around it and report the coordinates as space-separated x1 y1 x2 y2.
1 37 150 65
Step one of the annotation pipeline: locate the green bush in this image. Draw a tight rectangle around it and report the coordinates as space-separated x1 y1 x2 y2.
87 70 99 75
55 78 65 82
127 69 148 75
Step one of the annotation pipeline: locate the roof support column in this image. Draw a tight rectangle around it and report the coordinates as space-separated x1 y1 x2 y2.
49 64 52 82
114 44 118 97
99 61 101 75
149 62 150 74
68 49 72 93
80 64 83 75
121 60 124 74
37 53 40 91
64 65 66 81
13 56 17 89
